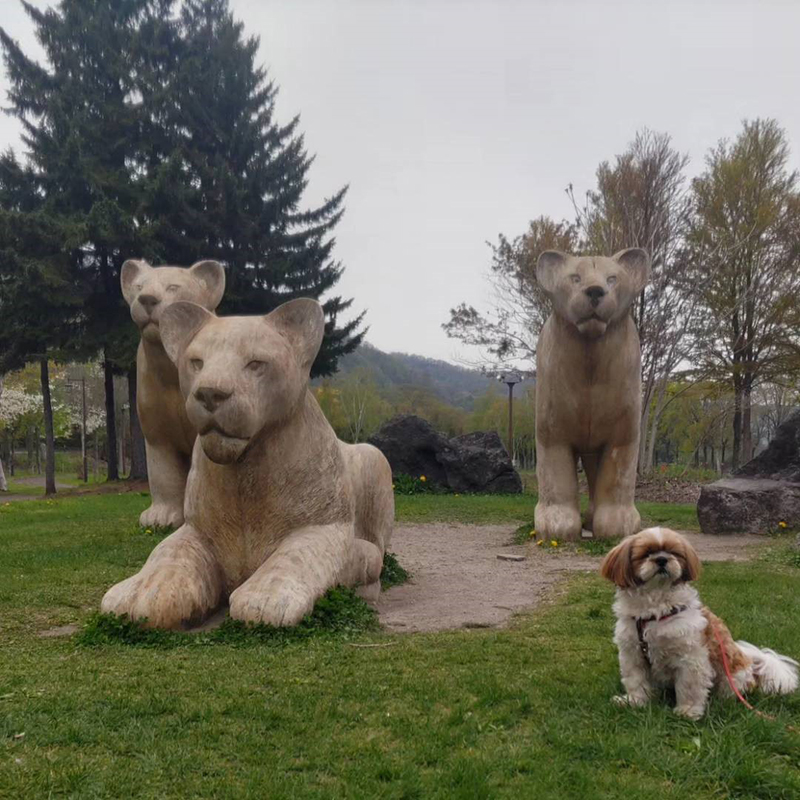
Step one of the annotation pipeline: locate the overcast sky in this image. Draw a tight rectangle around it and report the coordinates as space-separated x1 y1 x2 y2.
2 0 799 364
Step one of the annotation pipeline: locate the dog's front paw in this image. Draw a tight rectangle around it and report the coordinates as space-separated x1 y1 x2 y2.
674 704 705 720
612 692 649 708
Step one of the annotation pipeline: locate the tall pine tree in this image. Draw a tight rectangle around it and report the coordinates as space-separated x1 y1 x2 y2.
141 0 363 375
0 0 176 479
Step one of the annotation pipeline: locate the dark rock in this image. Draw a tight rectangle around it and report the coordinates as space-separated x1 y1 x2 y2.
735 411 800 482
368 415 452 486
697 477 800 535
440 431 523 494
368 415 522 494
698 411 800 534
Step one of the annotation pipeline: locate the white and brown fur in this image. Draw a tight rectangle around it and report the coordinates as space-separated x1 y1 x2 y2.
600 527 798 719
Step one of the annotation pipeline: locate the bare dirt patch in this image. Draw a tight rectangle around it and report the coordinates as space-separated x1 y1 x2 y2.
377 523 767 633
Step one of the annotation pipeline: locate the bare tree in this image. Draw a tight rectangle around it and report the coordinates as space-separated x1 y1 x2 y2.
687 119 800 468
443 216 577 369
569 129 695 474
0 376 7 491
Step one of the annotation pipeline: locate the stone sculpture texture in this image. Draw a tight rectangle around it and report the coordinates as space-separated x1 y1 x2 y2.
121 259 225 529
102 298 394 628
534 249 651 541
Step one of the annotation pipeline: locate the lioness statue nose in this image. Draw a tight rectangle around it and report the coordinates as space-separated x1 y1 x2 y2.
584 285 606 306
139 293 161 312
195 386 232 412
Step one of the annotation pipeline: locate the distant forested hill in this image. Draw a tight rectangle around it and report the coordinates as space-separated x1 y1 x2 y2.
323 343 500 410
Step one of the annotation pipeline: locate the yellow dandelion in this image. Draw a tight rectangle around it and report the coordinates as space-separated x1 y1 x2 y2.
419 475 427 482
550 540 558 547
455 493 460 497
778 521 788 529
392 484 396 490
536 540 544 547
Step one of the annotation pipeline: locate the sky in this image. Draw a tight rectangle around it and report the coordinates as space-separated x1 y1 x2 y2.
1 0 799 364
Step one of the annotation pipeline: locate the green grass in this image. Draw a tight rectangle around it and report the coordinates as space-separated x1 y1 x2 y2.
2 493 798 798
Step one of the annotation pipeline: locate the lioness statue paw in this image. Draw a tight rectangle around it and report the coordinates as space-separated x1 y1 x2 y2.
229 576 315 628
101 565 217 629
592 505 641 540
139 503 184 530
534 503 582 541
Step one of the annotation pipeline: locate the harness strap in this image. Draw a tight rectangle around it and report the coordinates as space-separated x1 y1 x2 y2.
634 605 688 665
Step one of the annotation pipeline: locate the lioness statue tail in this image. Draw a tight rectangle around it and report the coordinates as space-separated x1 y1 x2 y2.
101 298 394 629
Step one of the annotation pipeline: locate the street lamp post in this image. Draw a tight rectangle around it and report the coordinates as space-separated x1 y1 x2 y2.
497 372 523 466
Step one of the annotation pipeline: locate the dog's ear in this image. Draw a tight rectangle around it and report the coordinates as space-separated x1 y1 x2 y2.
680 539 702 582
600 537 637 588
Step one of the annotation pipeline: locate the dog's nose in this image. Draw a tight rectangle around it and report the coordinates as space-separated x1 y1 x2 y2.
654 556 669 568
138 294 161 313
584 286 606 306
194 386 232 412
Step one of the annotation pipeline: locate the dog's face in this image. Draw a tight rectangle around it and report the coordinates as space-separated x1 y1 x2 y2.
535 249 650 339
600 528 701 589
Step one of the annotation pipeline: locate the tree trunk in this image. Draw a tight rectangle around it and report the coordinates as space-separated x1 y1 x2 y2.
742 383 753 464
128 367 148 481
732 384 742 471
0 378 6 491
40 359 57 496
104 352 119 481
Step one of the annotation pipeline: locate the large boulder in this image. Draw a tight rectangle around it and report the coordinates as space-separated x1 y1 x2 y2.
441 431 523 494
697 411 800 534
368 415 522 494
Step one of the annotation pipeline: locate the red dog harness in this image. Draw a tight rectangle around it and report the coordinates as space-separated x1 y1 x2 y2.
634 604 687 665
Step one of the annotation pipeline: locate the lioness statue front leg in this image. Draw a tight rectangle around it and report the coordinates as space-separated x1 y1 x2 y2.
229 523 378 627
101 525 223 628
139 442 190 529
534 442 582 540
591 441 641 539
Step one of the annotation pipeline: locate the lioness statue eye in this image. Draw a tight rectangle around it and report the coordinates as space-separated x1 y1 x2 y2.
166 284 180 292
190 358 204 372
607 275 618 286
570 274 581 284
246 360 267 372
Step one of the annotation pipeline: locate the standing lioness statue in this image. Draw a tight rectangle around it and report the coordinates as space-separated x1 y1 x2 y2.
534 249 651 541
102 298 394 628
122 258 226 529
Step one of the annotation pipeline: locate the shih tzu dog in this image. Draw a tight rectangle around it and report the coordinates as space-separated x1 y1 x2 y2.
600 527 798 719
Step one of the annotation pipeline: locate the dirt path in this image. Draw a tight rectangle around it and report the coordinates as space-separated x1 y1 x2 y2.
376 524 767 633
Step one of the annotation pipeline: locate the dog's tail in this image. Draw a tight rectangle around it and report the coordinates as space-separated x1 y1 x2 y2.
737 641 799 695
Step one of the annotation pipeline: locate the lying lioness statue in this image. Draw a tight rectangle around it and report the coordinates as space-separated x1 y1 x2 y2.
102 298 394 628
534 249 651 541
121 258 226 529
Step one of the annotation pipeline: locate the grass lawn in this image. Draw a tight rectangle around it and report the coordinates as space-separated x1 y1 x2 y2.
1 493 798 798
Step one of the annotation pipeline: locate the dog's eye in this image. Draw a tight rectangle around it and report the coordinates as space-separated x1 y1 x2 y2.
570 274 581 284
189 358 204 372
246 360 267 373
607 275 617 286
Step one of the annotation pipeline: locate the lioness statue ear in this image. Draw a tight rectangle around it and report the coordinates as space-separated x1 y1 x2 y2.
612 248 651 294
121 259 152 304
189 260 226 309
536 250 568 294
160 301 215 363
267 298 325 372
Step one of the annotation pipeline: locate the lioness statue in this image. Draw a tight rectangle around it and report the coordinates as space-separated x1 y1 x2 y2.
534 249 651 541
101 298 394 628
121 258 225 529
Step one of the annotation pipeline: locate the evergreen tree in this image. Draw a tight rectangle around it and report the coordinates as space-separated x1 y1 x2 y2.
142 0 363 375
0 0 176 479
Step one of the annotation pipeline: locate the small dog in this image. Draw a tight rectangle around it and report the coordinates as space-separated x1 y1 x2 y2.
600 527 798 719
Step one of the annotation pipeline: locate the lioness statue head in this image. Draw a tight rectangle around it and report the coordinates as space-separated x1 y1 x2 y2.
536 249 651 339
160 298 324 464
121 259 226 344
